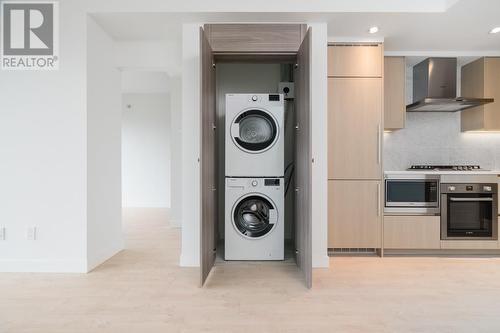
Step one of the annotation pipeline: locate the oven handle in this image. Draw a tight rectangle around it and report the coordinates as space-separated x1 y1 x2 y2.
449 197 494 202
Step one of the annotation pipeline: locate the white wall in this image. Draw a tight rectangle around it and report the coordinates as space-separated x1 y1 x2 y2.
180 23 201 267
169 76 183 227
309 23 329 268
121 71 170 94
122 93 171 207
86 16 124 272
115 40 181 75
0 2 87 272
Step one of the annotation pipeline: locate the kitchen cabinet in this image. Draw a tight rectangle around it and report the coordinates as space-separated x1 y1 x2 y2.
328 77 382 179
327 44 383 77
384 216 440 249
461 57 500 131
441 241 499 250
384 57 406 130
204 24 307 53
327 44 384 252
328 180 382 248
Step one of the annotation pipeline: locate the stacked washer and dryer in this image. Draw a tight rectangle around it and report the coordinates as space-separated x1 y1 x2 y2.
224 94 285 260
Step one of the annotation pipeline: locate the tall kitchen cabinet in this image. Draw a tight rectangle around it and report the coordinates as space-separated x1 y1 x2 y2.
327 44 384 251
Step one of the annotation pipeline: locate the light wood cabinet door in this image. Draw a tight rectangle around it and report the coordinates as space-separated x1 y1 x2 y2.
461 57 500 131
294 28 313 289
328 44 383 77
384 57 406 130
204 24 307 53
328 78 382 180
328 180 381 248
200 27 217 287
384 216 440 249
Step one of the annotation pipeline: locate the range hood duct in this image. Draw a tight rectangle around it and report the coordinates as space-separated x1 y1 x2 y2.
406 57 494 112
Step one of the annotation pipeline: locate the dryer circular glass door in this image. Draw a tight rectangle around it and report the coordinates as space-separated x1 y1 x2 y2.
231 109 278 153
232 195 278 239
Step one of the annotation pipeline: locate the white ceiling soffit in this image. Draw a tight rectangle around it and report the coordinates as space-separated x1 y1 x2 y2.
89 0 459 14
92 0 500 52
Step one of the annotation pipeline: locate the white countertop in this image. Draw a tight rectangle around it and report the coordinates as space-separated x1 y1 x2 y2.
385 170 500 175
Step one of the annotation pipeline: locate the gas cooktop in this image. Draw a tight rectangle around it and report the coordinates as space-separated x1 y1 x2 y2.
408 165 484 171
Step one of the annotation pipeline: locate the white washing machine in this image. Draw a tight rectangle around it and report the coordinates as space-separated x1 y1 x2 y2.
225 93 284 177
225 177 284 260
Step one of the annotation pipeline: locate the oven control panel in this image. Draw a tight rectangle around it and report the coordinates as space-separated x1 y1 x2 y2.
442 183 498 194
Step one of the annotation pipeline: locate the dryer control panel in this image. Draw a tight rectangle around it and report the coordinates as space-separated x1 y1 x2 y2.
265 179 280 186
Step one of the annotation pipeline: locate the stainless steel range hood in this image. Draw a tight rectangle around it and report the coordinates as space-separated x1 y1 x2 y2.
406 57 494 112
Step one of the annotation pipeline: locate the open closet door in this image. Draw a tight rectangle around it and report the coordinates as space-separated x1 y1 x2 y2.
294 28 313 288
200 27 217 287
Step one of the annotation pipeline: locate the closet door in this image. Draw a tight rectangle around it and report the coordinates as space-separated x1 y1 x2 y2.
294 28 312 289
200 27 217 287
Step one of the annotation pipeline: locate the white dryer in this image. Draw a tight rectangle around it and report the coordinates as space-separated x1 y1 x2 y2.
225 94 284 177
225 177 284 260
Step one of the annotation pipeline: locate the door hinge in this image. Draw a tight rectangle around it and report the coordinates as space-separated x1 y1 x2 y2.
295 249 299 254
295 124 300 130
212 123 216 131
294 63 299 69
295 187 299 192
212 63 216 69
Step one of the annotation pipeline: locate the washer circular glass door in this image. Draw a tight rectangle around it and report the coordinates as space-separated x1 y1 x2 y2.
232 194 278 239
231 109 278 153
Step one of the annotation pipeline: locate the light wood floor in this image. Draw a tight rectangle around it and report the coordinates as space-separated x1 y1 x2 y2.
2 208 500 332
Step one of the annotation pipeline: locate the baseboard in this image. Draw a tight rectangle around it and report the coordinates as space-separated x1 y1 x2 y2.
179 252 199 267
313 254 330 268
0 258 87 273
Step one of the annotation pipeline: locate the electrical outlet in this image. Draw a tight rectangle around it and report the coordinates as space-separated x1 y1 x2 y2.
0 227 5 240
27 226 37 240
278 82 295 99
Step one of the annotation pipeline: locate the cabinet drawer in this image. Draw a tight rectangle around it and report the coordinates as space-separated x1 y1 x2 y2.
384 216 440 249
328 44 383 77
329 180 382 248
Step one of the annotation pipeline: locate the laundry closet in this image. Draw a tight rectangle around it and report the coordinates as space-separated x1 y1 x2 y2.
199 24 313 288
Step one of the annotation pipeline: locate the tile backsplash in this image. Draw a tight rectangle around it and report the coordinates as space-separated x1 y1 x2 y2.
383 112 500 171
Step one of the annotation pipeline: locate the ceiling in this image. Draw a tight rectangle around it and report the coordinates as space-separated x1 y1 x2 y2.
92 0 500 53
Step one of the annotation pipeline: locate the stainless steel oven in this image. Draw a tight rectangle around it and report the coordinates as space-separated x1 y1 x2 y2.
385 175 440 215
441 183 498 240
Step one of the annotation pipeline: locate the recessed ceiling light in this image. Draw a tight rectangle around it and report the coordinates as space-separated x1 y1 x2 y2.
490 27 500 34
368 26 379 34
